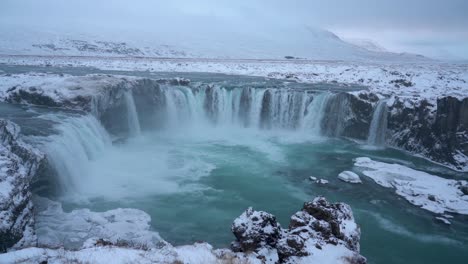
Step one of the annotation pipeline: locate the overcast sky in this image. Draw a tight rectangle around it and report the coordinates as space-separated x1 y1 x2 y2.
1 0 467 60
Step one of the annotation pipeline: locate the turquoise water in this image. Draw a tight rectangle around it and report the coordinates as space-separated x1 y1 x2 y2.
2 64 467 263
43 128 468 264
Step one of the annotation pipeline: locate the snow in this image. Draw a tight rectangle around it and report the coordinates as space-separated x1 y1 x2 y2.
0 241 357 264
290 243 359 264
1 56 467 106
0 72 131 105
338 171 362 184
435 217 451 225
345 38 388 53
453 150 468 172
0 119 43 249
354 157 468 215
309 176 317 181
317 179 329 184
309 176 329 184
34 197 162 249
0 25 428 62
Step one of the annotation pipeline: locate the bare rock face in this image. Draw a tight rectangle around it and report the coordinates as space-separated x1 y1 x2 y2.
231 196 366 263
388 96 468 171
0 120 44 252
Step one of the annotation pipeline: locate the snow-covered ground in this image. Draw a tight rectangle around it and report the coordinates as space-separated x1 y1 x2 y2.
354 157 468 217
0 242 362 264
0 25 427 62
1 56 467 106
34 198 162 249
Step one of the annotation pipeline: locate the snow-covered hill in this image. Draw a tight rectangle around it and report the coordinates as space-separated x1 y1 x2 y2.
344 38 388 53
0 24 428 62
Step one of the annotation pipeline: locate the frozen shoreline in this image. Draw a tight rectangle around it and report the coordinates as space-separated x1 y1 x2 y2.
354 157 468 216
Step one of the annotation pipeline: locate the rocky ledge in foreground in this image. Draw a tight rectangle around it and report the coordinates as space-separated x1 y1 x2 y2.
231 196 365 264
1 197 365 264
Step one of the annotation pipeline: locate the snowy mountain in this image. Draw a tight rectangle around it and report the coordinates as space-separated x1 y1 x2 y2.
0 24 429 62
344 38 388 53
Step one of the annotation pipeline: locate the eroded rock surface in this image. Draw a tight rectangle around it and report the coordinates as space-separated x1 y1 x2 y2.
231 196 366 263
0 119 44 252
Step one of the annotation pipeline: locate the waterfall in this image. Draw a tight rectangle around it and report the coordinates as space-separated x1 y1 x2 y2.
321 93 350 137
154 86 340 133
367 100 388 146
260 89 309 129
123 91 141 136
302 92 332 135
43 115 112 194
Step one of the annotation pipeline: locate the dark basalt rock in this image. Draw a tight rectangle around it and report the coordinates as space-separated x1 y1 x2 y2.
127 79 166 131
321 92 375 140
6 89 61 107
388 96 468 170
344 93 377 139
260 89 273 129
239 87 253 127
460 186 468 196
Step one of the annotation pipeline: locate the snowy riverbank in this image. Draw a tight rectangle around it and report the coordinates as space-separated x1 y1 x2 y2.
1 56 467 105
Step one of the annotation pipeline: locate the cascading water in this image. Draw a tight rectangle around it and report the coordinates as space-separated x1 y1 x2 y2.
367 100 388 146
124 90 141 136
156 85 334 132
42 115 111 194
260 89 308 129
321 93 351 137
301 92 332 135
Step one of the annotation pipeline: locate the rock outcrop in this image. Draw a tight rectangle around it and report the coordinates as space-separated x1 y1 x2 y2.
388 96 468 171
0 119 44 252
231 196 366 264
329 91 468 171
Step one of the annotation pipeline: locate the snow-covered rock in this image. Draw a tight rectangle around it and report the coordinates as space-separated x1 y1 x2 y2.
230 197 366 263
0 120 44 252
309 176 330 185
354 157 468 215
338 171 362 184
317 179 329 185
231 207 282 253
387 95 468 171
